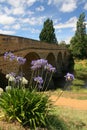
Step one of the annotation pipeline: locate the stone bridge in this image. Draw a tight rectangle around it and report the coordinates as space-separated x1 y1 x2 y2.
0 34 71 88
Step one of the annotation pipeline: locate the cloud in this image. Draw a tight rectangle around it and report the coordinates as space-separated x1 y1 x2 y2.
0 29 15 35
47 0 77 12
0 14 15 25
47 0 52 5
54 16 78 30
0 0 37 16
60 0 77 12
36 5 45 11
7 0 24 7
26 0 37 7
12 24 21 30
30 28 40 33
12 7 25 15
65 36 72 44
27 10 34 15
22 16 46 26
84 3 87 10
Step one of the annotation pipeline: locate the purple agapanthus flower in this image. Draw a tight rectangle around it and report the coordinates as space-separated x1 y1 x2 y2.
4 52 17 61
49 67 56 72
31 59 48 70
44 63 56 72
15 75 22 83
9 54 16 61
4 52 9 59
17 57 26 64
64 73 74 81
34 76 43 84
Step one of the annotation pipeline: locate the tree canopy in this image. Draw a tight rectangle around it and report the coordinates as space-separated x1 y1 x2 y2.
39 18 58 44
70 12 87 59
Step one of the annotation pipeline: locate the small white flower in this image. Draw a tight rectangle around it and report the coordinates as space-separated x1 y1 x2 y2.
9 76 15 82
5 86 11 91
6 74 10 79
21 77 28 85
0 88 3 95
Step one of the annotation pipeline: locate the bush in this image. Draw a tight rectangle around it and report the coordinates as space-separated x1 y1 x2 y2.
71 79 85 91
0 88 50 129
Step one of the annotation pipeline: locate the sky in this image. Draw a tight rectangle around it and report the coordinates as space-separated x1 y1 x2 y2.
0 0 87 44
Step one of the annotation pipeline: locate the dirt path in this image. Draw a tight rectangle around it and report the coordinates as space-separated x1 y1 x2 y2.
50 95 87 110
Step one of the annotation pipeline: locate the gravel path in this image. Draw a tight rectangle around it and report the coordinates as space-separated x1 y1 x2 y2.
50 95 87 110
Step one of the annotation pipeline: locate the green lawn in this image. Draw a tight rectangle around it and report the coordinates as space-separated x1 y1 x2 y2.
53 106 87 130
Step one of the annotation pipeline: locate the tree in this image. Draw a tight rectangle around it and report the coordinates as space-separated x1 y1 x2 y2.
70 12 87 59
39 18 58 44
60 41 66 46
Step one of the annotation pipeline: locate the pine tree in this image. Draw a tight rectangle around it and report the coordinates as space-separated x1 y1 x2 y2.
70 12 87 59
39 18 58 44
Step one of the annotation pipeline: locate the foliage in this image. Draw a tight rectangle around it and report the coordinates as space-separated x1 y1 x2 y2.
71 79 85 91
70 12 87 59
39 18 58 44
71 59 87 91
0 88 50 129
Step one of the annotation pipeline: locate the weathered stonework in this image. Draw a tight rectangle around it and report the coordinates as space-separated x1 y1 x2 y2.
0 34 71 88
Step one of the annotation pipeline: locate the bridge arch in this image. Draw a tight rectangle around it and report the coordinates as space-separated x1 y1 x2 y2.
22 52 40 80
46 52 56 67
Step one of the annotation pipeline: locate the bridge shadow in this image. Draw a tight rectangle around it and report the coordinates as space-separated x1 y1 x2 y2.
53 75 66 89
0 69 8 90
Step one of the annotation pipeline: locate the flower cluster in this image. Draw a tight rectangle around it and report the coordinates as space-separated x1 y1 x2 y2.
4 52 26 65
34 76 43 84
31 59 48 70
44 63 56 72
6 72 16 82
30 59 56 90
4 51 56 91
31 59 56 72
6 72 28 89
64 72 74 81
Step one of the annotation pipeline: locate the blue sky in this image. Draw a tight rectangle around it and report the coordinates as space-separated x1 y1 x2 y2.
0 0 87 44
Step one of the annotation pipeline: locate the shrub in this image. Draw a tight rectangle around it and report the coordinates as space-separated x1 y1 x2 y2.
0 88 50 129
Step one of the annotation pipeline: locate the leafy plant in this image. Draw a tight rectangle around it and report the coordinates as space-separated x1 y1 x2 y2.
0 88 50 129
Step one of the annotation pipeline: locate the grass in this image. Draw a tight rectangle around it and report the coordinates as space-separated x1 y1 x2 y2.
47 89 87 100
53 106 87 130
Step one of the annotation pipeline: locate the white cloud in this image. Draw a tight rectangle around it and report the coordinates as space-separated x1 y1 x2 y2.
47 0 52 5
3 25 10 29
31 28 40 33
47 0 77 12
12 24 21 30
55 16 77 30
12 7 25 15
65 36 72 44
22 16 46 25
0 29 15 35
60 0 77 12
36 6 44 11
26 0 37 7
84 3 87 10
0 14 15 25
7 0 23 7
4 7 11 15
27 10 34 15
0 0 37 16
